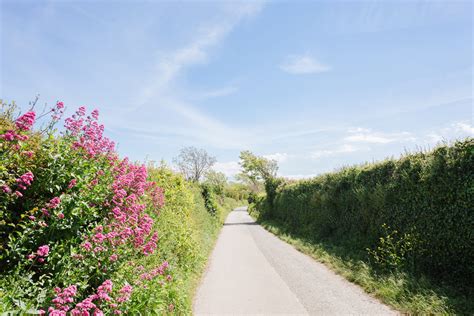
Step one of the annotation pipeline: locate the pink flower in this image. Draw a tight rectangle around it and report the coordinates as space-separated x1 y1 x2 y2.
15 134 29 141
42 208 50 217
16 171 34 190
116 284 133 303
1 185 11 193
93 309 104 316
15 111 36 131
57 213 65 219
50 285 77 313
81 241 92 251
68 179 77 189
22 151 34 158
91 109 99 120
37 245 50 257
47 197 61 209
0 130 16 141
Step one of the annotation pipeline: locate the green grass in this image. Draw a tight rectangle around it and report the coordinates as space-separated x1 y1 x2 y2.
254 216 473 315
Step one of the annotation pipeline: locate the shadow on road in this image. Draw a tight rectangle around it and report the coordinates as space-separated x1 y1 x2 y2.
223 222 258 226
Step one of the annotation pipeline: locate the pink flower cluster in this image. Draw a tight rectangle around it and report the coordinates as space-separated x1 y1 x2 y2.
1 185 12 194
65 107 115 157
47 197 61 209
116 284 132 303
139 261 169 281
147 183 165 210
0 130 29 142
68 179 77 189
28 245 50 263
49 285 77 314
22 150 34 158
0 109 36 142
37 245 50 257
41 196 61 217
15 111 36 131
49 280 131 315
51 101 65 122
79 157 164 259
16 171 34 190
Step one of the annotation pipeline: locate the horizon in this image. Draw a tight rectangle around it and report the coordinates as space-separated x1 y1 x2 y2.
1 0 472 179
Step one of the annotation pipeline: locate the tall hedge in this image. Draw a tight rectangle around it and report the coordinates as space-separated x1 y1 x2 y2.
265 139 473 283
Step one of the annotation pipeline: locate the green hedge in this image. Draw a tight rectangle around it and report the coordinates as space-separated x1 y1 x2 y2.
263 139 473 283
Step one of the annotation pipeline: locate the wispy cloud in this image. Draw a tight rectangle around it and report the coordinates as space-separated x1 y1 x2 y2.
134 25 230 109
280 54 331 74
121 1 265 149
311 144 363 159
135 1 264 109
263 152 289 163
345 128 416 144
195 85 239 99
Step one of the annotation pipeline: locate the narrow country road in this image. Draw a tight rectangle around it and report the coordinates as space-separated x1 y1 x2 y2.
193 207 396 315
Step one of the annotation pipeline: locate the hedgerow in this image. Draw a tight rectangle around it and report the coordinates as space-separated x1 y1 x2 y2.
255 139 473 286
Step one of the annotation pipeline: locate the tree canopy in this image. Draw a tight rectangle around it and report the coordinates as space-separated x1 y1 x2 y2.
173 146 216 182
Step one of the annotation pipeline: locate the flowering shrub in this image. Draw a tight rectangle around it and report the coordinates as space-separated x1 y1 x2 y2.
0 100 170 314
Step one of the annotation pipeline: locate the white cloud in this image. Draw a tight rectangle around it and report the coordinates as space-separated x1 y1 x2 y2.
345 128 416 144
453 121 474 134
280 54 330 74
263 152 289 163
347 127 371 133
424 121 473 144
311 144 362 159
345 134 394 144
213 161 241 178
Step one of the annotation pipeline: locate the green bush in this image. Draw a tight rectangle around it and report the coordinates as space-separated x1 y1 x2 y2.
257 139 474 285
201 183 219 216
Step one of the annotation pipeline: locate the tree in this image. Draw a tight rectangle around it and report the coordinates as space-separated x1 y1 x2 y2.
173 147 216 182
238 150 278 183
234 173 263 195
204 170 227 196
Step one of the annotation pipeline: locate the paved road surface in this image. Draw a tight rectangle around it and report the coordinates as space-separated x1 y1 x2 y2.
193 207 396 315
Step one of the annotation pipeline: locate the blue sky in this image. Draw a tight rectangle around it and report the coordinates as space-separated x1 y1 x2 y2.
1 0 472 179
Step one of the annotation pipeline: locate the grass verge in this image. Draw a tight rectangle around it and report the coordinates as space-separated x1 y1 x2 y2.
255 217 473 315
